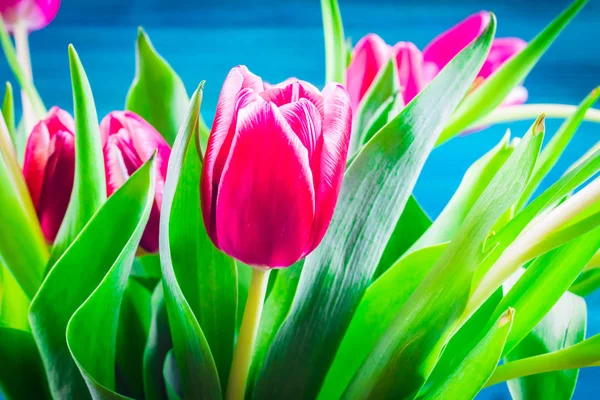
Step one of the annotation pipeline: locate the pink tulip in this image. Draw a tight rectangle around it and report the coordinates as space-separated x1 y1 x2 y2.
23 106 74 242
201 66 352 268
0 0 60 32
346 11 527 111
100 111 170 253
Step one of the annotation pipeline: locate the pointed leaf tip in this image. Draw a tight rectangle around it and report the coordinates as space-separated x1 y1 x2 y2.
534 114 546 135
498 308 515 327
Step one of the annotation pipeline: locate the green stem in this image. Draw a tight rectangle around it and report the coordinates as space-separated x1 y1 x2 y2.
13 21 34 135
470 104 600 131
226 267 270 400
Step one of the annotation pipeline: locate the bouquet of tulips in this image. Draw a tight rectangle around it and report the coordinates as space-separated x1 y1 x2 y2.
1 0 600 399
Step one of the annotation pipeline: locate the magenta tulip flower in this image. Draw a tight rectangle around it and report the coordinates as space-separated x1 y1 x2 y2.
346 11 527 111
100 111 170 253
23 106 74 242
201 66 352 268
0 0 60 32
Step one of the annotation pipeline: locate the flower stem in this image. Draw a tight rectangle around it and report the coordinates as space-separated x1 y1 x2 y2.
470 104 600 131
13 21 35 134
226 267 270 400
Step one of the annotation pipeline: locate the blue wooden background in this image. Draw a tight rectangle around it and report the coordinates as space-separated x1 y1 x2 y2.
0 0 598 398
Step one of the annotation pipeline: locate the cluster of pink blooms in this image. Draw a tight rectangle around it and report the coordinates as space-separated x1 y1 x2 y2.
3 0 527 268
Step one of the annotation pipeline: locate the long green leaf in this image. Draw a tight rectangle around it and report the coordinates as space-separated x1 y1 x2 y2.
168 89 237 392
493 227 600 353
374 194 431 279
163 350 183 400
0 327 51 400
344 116 542 398
66 157 155 400
248 261 304 393
0 149 48 298
517 87 600 208
506 292 586 400
115 279 153 398
48 45 107 268
321 0 346 84
29 158 157 400
2 82 16 147
0 262 29 330
159 84 222 399
472 146 600 288
126 28 208 146
254 17 496 399
422 309 514 400
349 58 399 155
143 283 172 400
411 132 514 252
319 243 448 400
438 0 588 144
0 17 46 119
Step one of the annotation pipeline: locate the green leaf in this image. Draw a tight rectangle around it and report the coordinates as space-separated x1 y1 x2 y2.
422 309 514 400
492 226 600 353
126 28 208 146
321 0 346 84
168 87 237 392
0 262 29 330
0 17 46 119
411 132 515 252
29 157 157 400
517 87 600 208
486 333 600 387
506 292 586 400
159 84 222 399
66 158 155 400
0 144 48 298
143 284 172 400
248 261 304 393
48 45 107 268
373 194 431 279
254 17 496 399
438 0 589 144
419 285 504 396
115 279 153 398
349 58 399 155
163 350 183 400
472 145 600 288
2 82 16 148
343 114 542 398
570 252 600 296
0 327 51 400
360 92 404 149
319 243 447 400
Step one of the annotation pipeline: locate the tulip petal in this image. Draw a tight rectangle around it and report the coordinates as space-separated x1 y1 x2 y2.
215 102 315 267
392 41 424 104
103 135 131 197
202 67 263 228
0 0 61 32
479 37 527 79
23 120 50 209
423 11 490 77
260 80 325 118
307 83 352 253
36 129 74 242
264 78 320 94
346 33 390 111
279 98 322 157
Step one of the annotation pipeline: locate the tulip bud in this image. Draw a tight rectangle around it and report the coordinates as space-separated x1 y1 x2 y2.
100 111 170 253
0 0 61 32
201 66 352 268
23 106 75 242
